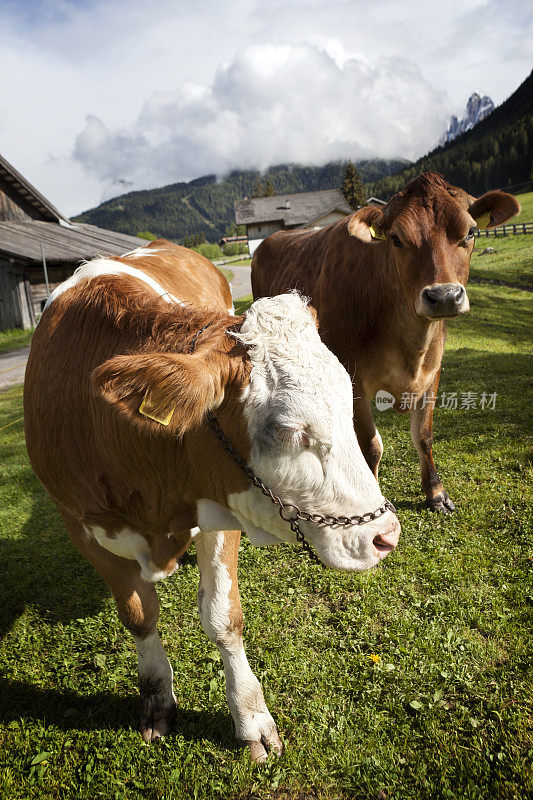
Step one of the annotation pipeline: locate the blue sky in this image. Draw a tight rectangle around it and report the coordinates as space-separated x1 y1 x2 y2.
1 0 531 215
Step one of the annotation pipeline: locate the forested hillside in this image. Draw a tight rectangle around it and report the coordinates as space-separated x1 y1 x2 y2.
73 159 408 242
367 71 532 200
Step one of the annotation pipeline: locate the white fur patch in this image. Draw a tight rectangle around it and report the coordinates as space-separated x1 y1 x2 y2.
42 258 183 313
87 524 177 582
121 247 163 257
226 292 400 571
196 499 242 533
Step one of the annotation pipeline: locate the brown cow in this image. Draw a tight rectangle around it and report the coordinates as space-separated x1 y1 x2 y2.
252 173 520 512
24 240 400 763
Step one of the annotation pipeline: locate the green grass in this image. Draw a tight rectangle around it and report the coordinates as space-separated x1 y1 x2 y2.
0 328 33 355
508 190 533 224
234 295 253 316
0 244 532 800
471 235 533 291
217 267 234 283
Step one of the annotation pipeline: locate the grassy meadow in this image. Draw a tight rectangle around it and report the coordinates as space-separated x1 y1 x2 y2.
508 189 533 224
0 236 531 800
0 329 34 356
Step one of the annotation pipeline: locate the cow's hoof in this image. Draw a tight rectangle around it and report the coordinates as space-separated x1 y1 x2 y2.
239 719 283 764
426 492 455 514
139 688 177 742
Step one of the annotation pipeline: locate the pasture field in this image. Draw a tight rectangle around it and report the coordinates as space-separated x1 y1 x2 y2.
0 329 33 356
0 238 531 800
508 189 533 224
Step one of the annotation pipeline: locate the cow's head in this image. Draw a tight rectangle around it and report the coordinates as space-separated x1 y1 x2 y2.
348 173 520 320
227 293 400 571
93 293 399 572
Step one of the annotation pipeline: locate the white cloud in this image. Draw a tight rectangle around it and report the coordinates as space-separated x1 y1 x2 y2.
73 42 448 203
0 0 530 215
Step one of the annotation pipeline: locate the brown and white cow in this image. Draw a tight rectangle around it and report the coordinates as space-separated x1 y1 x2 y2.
24 240 400 763
252 173 520 512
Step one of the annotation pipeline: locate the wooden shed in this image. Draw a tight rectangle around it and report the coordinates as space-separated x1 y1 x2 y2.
0 154 147 331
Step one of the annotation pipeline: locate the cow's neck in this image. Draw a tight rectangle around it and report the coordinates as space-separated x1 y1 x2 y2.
345 245 445 396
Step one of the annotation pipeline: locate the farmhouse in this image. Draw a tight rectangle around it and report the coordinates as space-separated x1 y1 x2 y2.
0 154 147 331
234 189 353 255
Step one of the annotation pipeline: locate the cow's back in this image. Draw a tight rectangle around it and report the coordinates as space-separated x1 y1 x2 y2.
116 240 233 312
251 228 326 299
24 241 232 522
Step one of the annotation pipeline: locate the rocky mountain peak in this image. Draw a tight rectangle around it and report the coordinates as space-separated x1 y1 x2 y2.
441 92 495 145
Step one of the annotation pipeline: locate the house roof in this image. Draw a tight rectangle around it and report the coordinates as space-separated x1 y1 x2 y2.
0 153 69 224
0 220 148 264
234 189 352 227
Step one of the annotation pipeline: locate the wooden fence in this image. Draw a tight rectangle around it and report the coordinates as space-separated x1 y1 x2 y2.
475 223 532 237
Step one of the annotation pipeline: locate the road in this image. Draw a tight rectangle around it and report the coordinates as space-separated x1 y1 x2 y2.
229 264 252 303
0 347 30 391
0 265 252 391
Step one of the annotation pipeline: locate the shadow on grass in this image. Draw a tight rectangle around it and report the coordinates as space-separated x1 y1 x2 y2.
0 472 110 639
0 677 235 746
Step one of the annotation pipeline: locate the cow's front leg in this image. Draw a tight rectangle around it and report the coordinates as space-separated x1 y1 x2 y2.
410 371 455 513
196 530 282 763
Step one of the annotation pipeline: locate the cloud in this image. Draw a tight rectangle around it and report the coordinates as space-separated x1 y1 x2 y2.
73 42 448 200
1 0 531 214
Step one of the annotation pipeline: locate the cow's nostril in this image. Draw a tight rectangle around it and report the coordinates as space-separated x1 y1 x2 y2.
422 288 440 305
452 285 464 304
373 533 396 553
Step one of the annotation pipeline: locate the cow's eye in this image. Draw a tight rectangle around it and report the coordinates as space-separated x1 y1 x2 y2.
465 227 476 241
390 234 403 248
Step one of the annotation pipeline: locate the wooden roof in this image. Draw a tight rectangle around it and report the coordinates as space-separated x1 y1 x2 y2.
0 220 148 264
235 189 351 227
0 153 69 224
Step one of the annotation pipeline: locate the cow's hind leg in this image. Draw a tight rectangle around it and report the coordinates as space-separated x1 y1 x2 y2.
353 393 383 480
60 511 176 740
196 530 282 763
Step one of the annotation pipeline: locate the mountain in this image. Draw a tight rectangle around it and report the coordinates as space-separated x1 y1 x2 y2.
441 92 495 145
73 159 409 243
366 71 532 201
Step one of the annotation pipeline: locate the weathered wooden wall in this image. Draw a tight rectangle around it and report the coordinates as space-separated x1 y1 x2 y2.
0 257 36 330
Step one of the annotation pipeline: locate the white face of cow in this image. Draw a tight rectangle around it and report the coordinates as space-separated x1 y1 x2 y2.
227 293 400 571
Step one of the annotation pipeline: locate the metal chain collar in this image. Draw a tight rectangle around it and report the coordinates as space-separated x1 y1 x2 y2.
206 411 396 565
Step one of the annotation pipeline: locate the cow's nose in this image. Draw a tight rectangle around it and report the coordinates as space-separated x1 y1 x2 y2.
422 283 465 314
423 284 464 306
373 517 400 556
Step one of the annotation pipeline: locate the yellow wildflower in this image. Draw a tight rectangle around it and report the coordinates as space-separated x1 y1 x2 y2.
369 653 381 663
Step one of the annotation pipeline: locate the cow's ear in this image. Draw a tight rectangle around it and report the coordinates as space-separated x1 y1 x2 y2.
91 352 224 435
347 206 386 242
469 190 520 229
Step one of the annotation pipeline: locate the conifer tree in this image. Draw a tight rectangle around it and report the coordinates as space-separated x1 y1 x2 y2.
342 161 366 209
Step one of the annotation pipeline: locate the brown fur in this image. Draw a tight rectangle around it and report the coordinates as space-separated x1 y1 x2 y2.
252 173 520 509
24 241 251 569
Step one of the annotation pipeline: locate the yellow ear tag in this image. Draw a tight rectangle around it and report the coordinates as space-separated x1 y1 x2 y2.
139 390 174 426
475 212 491 231
369 223 386 240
